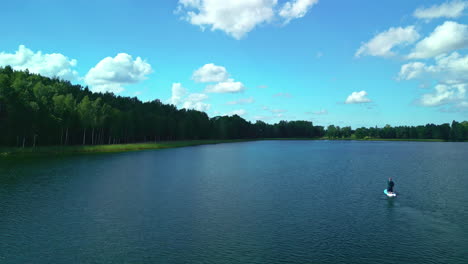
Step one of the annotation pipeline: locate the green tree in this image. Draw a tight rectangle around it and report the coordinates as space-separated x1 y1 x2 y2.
77 96 93 145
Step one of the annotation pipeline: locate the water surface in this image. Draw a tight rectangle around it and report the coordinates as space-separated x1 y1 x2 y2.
1 141 467 263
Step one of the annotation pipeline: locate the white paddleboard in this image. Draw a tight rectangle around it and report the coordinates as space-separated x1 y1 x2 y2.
384 189 396 197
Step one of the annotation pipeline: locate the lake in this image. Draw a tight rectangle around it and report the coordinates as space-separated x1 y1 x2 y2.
1 140 467 263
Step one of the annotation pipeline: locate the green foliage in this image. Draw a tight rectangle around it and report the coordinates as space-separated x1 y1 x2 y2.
0 139 252 156
0 67 325 147
348 122 467 141
0 67 467 147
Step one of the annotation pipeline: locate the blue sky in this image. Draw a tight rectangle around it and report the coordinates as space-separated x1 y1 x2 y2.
1 0 467 127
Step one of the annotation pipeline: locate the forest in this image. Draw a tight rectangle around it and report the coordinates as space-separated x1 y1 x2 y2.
0 66 467 147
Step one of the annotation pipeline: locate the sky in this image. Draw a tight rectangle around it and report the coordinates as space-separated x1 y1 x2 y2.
1 0 467 128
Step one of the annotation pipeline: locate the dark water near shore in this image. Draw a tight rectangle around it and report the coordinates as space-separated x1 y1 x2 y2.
1 141 467 264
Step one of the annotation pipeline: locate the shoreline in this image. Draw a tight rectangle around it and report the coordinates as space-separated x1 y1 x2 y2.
264 138 449 142
0 139 255 157
0 138 461 157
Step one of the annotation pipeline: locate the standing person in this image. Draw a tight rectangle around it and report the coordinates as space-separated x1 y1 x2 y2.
387 178 395 194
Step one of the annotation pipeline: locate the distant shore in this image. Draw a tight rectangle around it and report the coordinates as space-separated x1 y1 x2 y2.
266 138 448 142
0 138 461 157
0 139 254 157
328 138 447 142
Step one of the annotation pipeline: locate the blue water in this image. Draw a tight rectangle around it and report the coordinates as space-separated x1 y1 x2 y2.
1 140 467 263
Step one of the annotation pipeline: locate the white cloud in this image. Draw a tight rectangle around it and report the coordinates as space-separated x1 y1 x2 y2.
226 109 247 116
186 93 209 102
414 1 468 20
169 83 210 111
205 78 245 93
177 0 277 39
398 62 430 80
420 83 466 106
193 63 245 93
227 97 255 105
398 52 468 108
169 83 188 105
279 0 318 23
85 53 152 93
345 91 372 104
399 52 468 81
0 45 79 80
182 100 211 111
177 0 318 39
192 63 229 83
355 26 420 57
408 21 468 59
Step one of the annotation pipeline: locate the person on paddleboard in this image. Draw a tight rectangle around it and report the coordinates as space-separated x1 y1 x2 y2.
387 178 395 194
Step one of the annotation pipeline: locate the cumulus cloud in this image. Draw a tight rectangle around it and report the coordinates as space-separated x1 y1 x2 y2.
84 53 152 93
169 83 188 105
169 83 210 111
192 63 229 83
177 0 277 39
205 78 245 93
192 63 245 93
226 109 247 116
399 52 468 82
420 83 466 106
435 52 468 82
398 52 468 108
398 62 430 81
186 93 209 102
177 0 319 39
226 97 255 105
355 26 420 57
408 21 468 59
279 0 319 23
182 102 210 112
345 91 372 104
0 45 79 80
414 1 468 20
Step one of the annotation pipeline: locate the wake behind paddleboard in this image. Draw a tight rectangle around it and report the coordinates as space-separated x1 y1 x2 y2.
384 189 396 197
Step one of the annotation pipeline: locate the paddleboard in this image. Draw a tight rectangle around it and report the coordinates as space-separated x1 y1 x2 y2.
384 189 396 197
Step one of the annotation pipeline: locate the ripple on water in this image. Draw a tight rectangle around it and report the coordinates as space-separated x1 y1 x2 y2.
0 141 467 264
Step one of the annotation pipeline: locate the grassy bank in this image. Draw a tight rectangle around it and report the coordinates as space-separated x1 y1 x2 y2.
321 137 447 142
353 138 446 142
0 139 254 157
1 137 460 157
264 137 448 142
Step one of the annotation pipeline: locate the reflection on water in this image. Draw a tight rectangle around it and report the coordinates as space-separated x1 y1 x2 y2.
0 141 467 264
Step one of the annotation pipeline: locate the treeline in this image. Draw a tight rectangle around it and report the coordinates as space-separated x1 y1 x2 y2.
326 123 468 141
0 66 466 147
0 67 325 147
